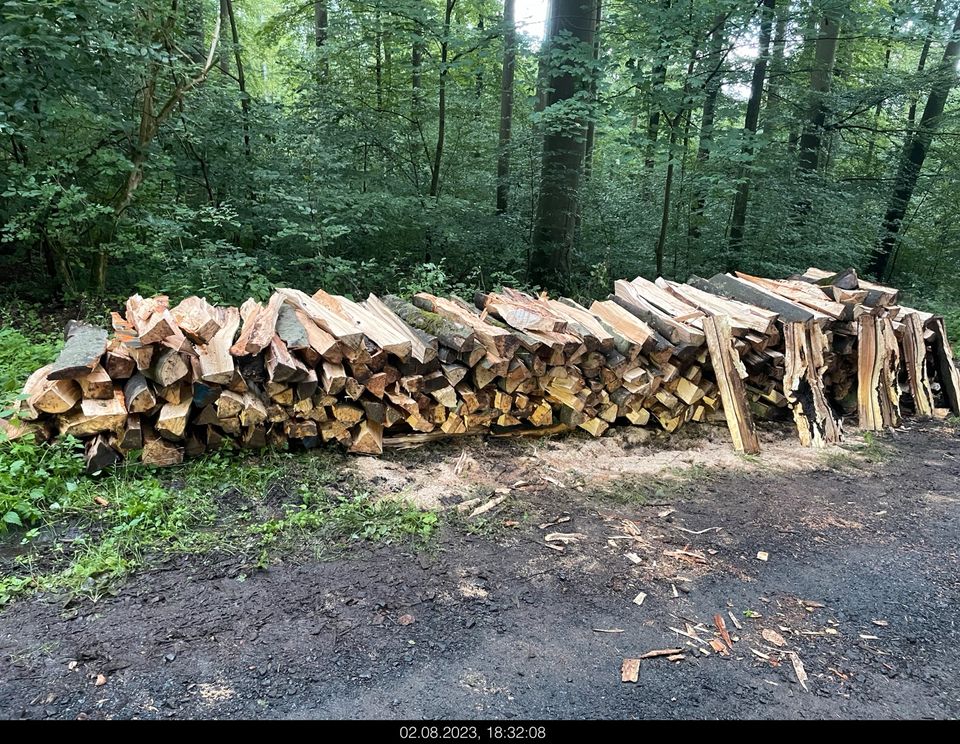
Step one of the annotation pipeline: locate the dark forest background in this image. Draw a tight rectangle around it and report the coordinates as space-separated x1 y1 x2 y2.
2 0 959 326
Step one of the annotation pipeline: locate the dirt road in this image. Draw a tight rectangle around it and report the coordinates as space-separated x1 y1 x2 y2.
2 422 959 719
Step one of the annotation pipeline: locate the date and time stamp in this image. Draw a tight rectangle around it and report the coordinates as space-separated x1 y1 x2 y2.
398 726 549 740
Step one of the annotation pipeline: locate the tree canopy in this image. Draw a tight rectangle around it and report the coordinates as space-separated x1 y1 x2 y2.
1 0 959 315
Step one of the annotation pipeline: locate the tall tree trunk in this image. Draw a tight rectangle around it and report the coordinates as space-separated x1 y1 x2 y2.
727 0 775 264
218 0 230 73
908 0 943 132
530 0 597 289
645 0 672 170
429 0 455 198
412 31 424 112
375 10 383 111
496 0 517 214
224 0 251 159
688 14 726 242
870 6 960 280
315 1 328 80
185 0 205 63
866 12 895 171
582 0 602 184
764 1 789 139
798 9 841 173
656 121 678 277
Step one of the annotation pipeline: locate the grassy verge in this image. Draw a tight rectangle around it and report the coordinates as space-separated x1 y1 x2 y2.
0 320 438 607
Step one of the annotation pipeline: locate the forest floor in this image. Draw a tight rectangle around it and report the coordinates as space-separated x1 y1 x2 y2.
1 420 959 720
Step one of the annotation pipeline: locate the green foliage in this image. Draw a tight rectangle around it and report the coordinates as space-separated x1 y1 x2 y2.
0 437 90 531
0 325 60 399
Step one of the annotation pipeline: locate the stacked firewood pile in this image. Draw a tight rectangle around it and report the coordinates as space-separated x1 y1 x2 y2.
7 267 959 471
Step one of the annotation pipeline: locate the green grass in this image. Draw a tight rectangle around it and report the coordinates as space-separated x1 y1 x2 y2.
0 438 439 605
822 431 893 470
0 322 439 606
592 461 719 505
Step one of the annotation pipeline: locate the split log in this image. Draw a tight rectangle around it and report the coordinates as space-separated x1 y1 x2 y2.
349 420 384 455
231 293 284 357
142 429 184 467
927 317 960 415
702 316 760 455
781 322 843 446
700 274 815 324
156 397 192 441
901 313 935 417
47 322 108 380
150 348 189 387
104 347 136 380
20 365 81 418
123 374 157 413
171 296 221 343
118 415 143 452
78 365 114 400
85 433 120 473
384 295 476 354
197 306 241 384
58 389 127 437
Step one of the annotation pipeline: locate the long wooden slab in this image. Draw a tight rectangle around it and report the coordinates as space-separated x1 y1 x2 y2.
47 322 108 380
702 315 760 455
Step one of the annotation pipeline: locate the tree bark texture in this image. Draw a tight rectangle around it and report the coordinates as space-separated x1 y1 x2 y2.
871 6 960 279
727 0 775 264
530 0 597 289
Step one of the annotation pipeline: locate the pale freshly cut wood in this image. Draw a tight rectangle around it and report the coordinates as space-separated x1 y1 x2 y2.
156 397 192 441
857 315 883 431
364 294 438 364
349 420 384 455
613 280 705 346
702 315 760 455
590 300 659 353
171 296 221 343
659 279 775 335
231 293 284 357
47 321 108 380
126 294 173 344
275 288 364 348
20 364 80 418
123 373 156 413
629 276 703 324
321 361 348 394
150 348 189 387
58 389 127 437
293 308 342 362
265 335 308 382
307 291 411 360
78 364 114 400
477 291 567 333
551 298 616 348
197 306 240 384
902 312 935 418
